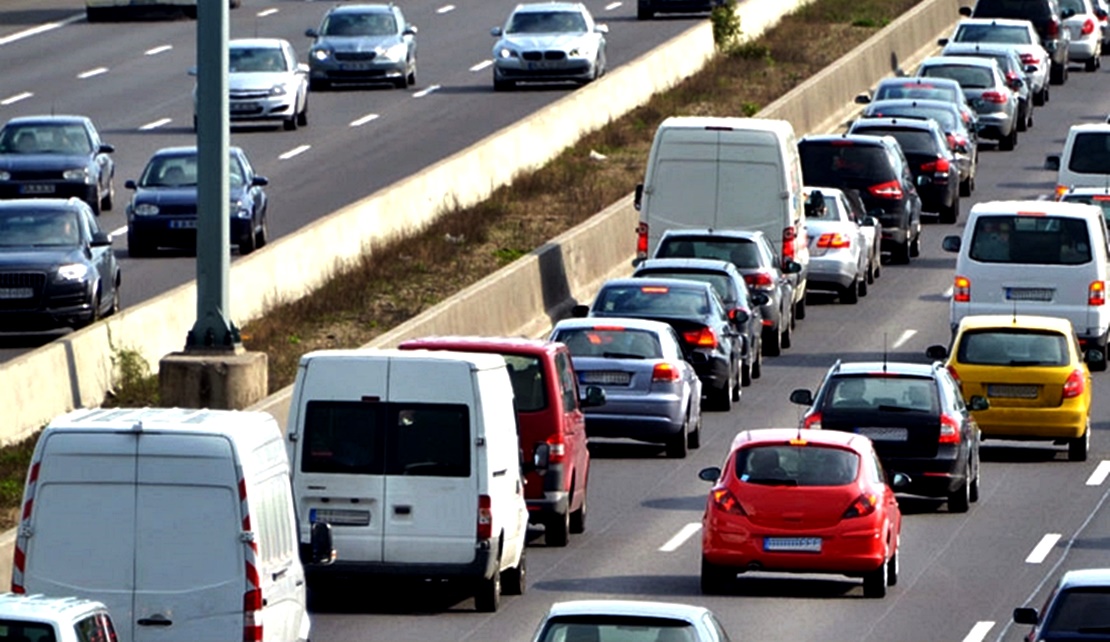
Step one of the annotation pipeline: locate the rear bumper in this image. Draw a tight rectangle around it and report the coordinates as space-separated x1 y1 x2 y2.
807 256 858 290
527 492 570 524
975 406 1088 440
585 412 684 442
304 536 500 582
702 516 888 575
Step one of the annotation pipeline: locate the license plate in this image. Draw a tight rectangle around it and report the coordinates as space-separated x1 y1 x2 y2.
580 371 631 385
310 508 371 526
1005 287 1053 302
341 62 374 70
988 384 1038 399
229 102 258 112
169 220 196 229
855 427 908 441
19 184 55 194
527 61 561 70
764 537 822 553
0 287 33 299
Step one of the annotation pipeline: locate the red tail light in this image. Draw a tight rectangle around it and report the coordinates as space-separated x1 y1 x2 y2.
1019 53 1037 65
954 276 970 303
947 364 963 390
921 157 951 174
243 588 263 642
683 327 719 349
783 225 796 261
945 133 956 149
1082 17 1096 35
636 222 649 260
652 362 682 382
711 488 747 515
816 233 851 249
744 271 775 290
803 412 822 430
1005 70 1022 84
1064 369 1086 399
939 414 961 444
1047 18 1060 38
546 434 567 464
842 493 878 518
1089 280 1106 306
868 180 904 200
981 91 1008 104
477 495 492 540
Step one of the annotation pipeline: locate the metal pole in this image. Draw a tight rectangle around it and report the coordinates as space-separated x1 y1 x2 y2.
188 0 239 350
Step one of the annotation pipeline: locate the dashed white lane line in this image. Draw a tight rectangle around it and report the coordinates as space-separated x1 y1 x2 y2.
412 85 441 98
1 92 32 106
1086 461 1110 486
256 8 278 17
605 1 623 9
78 67 108 79
109 225 127 238
279 145 310 160
892 329 917 349
1025 534 1061 564
659 523 700 552
349 113 380 127
962 621 995 642
943 285 954 298
471 60 493 72
138 118 172 131
0 15 82 47
437 4 456 13
145 44 172 56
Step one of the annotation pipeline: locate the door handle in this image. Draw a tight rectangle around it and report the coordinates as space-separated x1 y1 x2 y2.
137 616 173 627
273 567 289 581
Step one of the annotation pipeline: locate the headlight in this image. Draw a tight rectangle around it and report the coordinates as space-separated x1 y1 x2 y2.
0 171 9 181
497 47 518 59
63 168 89 182
231 200 251 218
311 49 331 62
56 263 89 281
269 83 288 97
132 203 159 216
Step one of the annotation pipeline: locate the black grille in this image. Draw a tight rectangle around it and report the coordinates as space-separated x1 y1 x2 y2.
521 51 569 61
9 170 64 181
0 272 46 310
334 51 377 61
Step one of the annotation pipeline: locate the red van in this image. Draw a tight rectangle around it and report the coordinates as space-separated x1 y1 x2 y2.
398 337 604 546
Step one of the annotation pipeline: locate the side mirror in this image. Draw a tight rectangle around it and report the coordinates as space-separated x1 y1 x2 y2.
634 183 644 211
698 467 721 482
581 384 606 408
890 472 911 489
297 62 309 74
187 66 198 76
941 235 962 253
1024 64 1038 74
595 23 609 34
1045 154 1061 171
749 291 770 306
955 142 970 154
789 388 814 406
91 231 112 247
404 25 418 36
1098 8 1108 19
937 37 949 46
1013 607 1039 626
631 256 645 268
124 179 137 190
252 176 269 187
491 26 503 37
98 143 115 154
1062 7 1076 19
854 92 872 105
958 6 971 16
925 345 948 360
861 215 877 226
532 442 551 475
1086 349 1105 365
1008 78 1024 91
308 522 335 565
570 304 590 318
730 308 750 325
783 259 803 274
968 395 990 411
305 28 319 38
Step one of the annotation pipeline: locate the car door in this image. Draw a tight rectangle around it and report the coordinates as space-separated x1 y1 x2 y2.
758 236 791 322
83 207 112 297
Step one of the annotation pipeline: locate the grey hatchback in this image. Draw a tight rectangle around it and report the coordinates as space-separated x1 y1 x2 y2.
306 3 418 90
917 55 1021 151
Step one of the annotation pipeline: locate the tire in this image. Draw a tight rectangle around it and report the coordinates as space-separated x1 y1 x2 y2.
707 378 731 413
501 551 525 596
239 229 257 256
1086 55 1099 72
959 176 972 197
862 560 888 598
569 488 587 534
763 325 782 357
947 466 970 513
666 424 689 459
731 362 741 401
1017 102 1029 132
283 115 298 131
255 216 268 250
128 232 154 258
1033 86 1047 106
637 3 653 19
887 537 900 587
781 311 792 349
939 194 959 224
1050 61 1066 85
687 410 701 449
86 6 109 22
894 239 911 264
546 510 570 547
1069 425 1090 462
101 181 114 212
795 296 806 320
700 558 732 595
841 279 859 304
741 360 752 387
999 127 1016 151
751 342 762 379
1090 338 1108 372
309 78 329 92
394 75 409 90
474 568 501 612
858 273 868 297
106 277 121 317
296 100 308 128
969 454 980 503
910 231 921 258
493 77 514 92
76 289 102 329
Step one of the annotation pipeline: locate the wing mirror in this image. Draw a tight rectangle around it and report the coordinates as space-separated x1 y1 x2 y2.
305 28 319 38
570 304 590 318
889 472 911 489
1086 349 1105 365
698 467 721 482
1045 154 1061 171
749 291 770 306
968 395 990 411
581 384 606 408
1013 607 1039 626
854 92 873 105
91 231 113 247
124 179 138 190
531 442 551 476
595 23 609 34
634 183 644 211
925 345 948 360
941 235 962 253
491 26 503 37
958 6 971 16
861 215 877 226
783 259 803 274
789 388 814 406
937 37 950 46
729 308 750 325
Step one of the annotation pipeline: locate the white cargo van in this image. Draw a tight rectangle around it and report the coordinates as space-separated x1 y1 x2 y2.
286 348 529 612
634 116 809 318
942 200 1110 370
1045 123 1110 198
10 407 334 642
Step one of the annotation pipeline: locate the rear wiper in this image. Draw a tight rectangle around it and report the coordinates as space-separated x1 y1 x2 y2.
876 405 920 413
744 477 797 486
601 352 645 359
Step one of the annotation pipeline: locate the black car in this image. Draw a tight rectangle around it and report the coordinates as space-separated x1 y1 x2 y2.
573 277 743 411
0 116 115 216
636 0 725 20
856 77 980 133
848 117 962 223
632 257 769 387
125 146 269 257
789 360 987 513
799 134 924 263
966 0 1072 85
0 198 121 331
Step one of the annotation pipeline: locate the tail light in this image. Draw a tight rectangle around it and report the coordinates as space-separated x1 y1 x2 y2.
939 414 961 444
1047 18 1060 38
842 493 878 518
803 412 822 430
1019 53 1037 66
546 434 567 464
1064 369 1086 399
652 362 682 382
953 276 970 303
711 488 747 516
945 133 956 149
744 271 775 290
477 495 492 540
1082 18 1096 35
981 91 1008 104
868 180 904 200
816 233 851 249
636 222 649 260
1055 185 1069 200
1005 71 1022 84
947 364 963 390
1089 280 1106 306
921 157 951 174
683 327 719 349
783 225 797 262
243 588 263 642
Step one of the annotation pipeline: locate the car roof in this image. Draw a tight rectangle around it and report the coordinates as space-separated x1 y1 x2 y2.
327 3 395 14
955 17 1036 28
851 117 941 133
635 257 741 274
0 593 107 621
729 427 869 452
553 316 682 333
545 599 712 621
832 361 938 376
600 277 715 292
657 228 767 241
865 98 961 113
800 133 894 148
920 55 1001 69
150 145 245 157
0 198 87 214
968 199 1104 219
3 115 91 127
656 115 796 136
229 38 290 49
956 314 1077 333
513 2 588 13
1062 186 1110 196
876 76 963 89
1067 123 1110 133
804 185 847 199
397 335 557 356
943 42 1021 55
1059 568 1110 589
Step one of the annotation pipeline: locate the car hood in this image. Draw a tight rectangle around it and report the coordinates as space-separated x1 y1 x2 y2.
0 153 89 171
229 72 296 90
131 186 249 206
313 35 401 51
0 246 85 270
497 33 595 51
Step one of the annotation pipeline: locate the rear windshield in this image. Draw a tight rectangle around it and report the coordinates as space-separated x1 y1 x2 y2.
952 24 1033 44
1061 194 1110 224
593 284 710 316
0 621 56 642
635 269 735 303
656 237 763 269
969 214 1092 265
866 106 958 132
972 0 1053 20
921 65 995 89
801 144 897 184
735 445 860 486
957 329 1070 366
874 83 958 103
821 375 939 413
1067 132 1110 174
1043 588 1110 634
503 354 548 413
536 616 698 642
852 127 936 154
302 401 471 477
553 327 663 359
805 191 843 220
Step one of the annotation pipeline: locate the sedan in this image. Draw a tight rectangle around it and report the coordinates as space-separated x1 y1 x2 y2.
941 42 1034 131
802 186 875 302
917 55 1020 150
1014 568 1110 640
491 2 608 91
855 76 978 132
531 600 733 642
941 17 1052 105
550 317 703 458
0 198 120 331
306 3 418 90
124 146 269 257
0 116 115 216
1061 0 1104 70
191 38 309 132
698 428 905 598
790 360 986 513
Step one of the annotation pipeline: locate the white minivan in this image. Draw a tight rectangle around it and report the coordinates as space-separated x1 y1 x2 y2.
942 200 1110 370
634 116 809 319
10 407 332 642
1045 123 1110 198
286 348 529 612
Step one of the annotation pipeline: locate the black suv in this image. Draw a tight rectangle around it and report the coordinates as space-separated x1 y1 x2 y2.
966 0 1072 85
798 135 923 264
789 360 988 513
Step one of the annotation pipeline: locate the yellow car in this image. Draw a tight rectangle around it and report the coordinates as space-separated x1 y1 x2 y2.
926 315 1099 462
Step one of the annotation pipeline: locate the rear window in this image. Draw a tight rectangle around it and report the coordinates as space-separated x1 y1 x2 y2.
0 620 56 642
635 269 735 303
821 375 939 413
852 127 936 154
874 83 958 103
593 284 710 316
968 214 1092 265
1061 194 1110 224
302 401 471 477
503 354 547 413
972 0 1053 20
1059 0 1088 13
957 329 1070 366
553 327 662 359
866 106 958 132
656 237 762 269
921 64 995 89
952 24 1033 44
800 143 897 184
1067 132 1110 174
1042 587 1110 634
735 445 860 486
536 616 698 642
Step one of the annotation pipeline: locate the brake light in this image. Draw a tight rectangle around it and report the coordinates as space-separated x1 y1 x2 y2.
243 588 263 642
947 364 963 389
842 493 878 518
1055 185 1069 200
816 233 851 248
1005 71 1021 84
921 157 951 174
803 412 822 430
477 495 492 540
1063 369 1086 399
546 434 567 464
981 91 1008 104
1082 17 1096 35
868 180 904 200
744 271 775 290
953 276 970 302
711 488 747 515
652 362 682 382
1090 280 1106 306
939 414 961 444
1047 18 1059 38
783 225 796 261
683 327 718 349
945 133 956 149
1019 53 1037 65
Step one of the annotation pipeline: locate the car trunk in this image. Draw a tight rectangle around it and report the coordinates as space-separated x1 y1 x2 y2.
954 363 1069 408
821 409 942 459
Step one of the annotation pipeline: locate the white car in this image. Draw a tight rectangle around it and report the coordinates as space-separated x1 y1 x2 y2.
531 600 734 642
191 38 309 132
1061 0 1103 69
0 593 118 642
491 2 608 91
802 186 875 304
942 18 1052 105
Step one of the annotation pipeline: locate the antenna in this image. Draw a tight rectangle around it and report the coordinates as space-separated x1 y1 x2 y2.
1012 296 1018 325
883 332 888 373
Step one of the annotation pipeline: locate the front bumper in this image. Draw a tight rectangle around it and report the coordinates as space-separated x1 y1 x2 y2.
310 58 407 83
493 57 596 83
228 95 297 123
975 111 1013 140
0 183 97 207
129 216 254 249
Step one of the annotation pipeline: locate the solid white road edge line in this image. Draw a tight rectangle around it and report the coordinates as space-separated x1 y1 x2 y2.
1025 534 1061 564
139 118 172 131
659 523 701 552
471 60 493 72
892 329 917 349
144 45 172 56
279 145 311 160
0 15 82 47
437 5 457 13
413 85 441 98
1 93 33 106
350 114 380 127
1086 461 1110 486
78 68 109 79
961 621 994 642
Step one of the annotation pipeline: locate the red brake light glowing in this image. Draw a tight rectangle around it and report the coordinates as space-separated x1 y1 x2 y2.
816 233 851 249
683 327 719 349
1063 369 1086 399
842 493 878 518
641 286 669 294
954 276 970 303
546 435 567 464
1089 281 1106 306
652 362 682 382
921 157 951 174
1019 53 1037 65
783 225 796 261
744 271 775 290
939 414 961 444
711 488 747 515
1082 18 1096 35
868 180 904 200
981 91 1008 104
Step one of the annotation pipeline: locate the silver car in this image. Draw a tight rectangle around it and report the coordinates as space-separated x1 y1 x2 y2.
942 17 1052 105
917 55 1020 150
491 2 608 91
191 38 309 132
532 600 733 642
305 3 418 90
1062 0 1104 68
803 187 874 304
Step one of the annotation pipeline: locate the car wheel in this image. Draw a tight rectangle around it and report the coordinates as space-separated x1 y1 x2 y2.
128 232 154 258
751 342 763 379
106 276 121 317
1069 423 1090 462
999 127 1016 151
940 194 959 224
910 230 921 258
101 181 114 212
1087 55 1099 71
781 310 792 349
474 567 501 612
283 114 298 131
795 295 806 320
1017 102 1029 132
969 453 980 503
296 99 308 128
1091 336 1108 372
569 486 587 534
873 256 881 279
76 288 102 329
687 409 701 449
741 359 752 387
887 536 900 587
959 175 972 197
493 75 514 92
731 362 741 401
501 550 525 596
546 510 570 547
762 325 781 357
947 465 971 513
637 3 654 19
1033 85 1046 105
309 78 329 91
239 229 257 255
707 378 731 412
1042 85 1050 104
1050 61 1066 85
701 558 732 595
862 559 888 598
192 115 198 133
86 6 110 22
666 423 688 458
255 215 268 249
841 279 859 304
394 74 409 90
858 272 868 297
894 239 911 264
408 66 417 87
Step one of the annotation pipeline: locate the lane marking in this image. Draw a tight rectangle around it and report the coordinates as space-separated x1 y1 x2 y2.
109 225 127 238
437 4 456 13
412 85 440 98
349 113 380 127
256 8 278 17
78 67 108 79
961 621 995 642
0 15 82 47
138 118 172 131
943 285 954 298
144 45 172 56
658 522 700 552
1 92 32 106
892 329 917 349
1086 461 1110 486
471 60 493 72
279 145 310 160
1025 534 1061 564
605 1 623 9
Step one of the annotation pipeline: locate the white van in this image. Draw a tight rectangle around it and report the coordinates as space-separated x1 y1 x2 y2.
286 348 529 612
634 116 809 318
10 407 333 642
1045 123 1110 198
942 200 1110 370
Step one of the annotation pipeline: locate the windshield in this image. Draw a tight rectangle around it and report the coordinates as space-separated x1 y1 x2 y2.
0 210 81 247
636 270 734 303
230 47 287 73
1067 132 1110 174
139 154 246 188
322 11 397 36
852 128 936 154
866 106 958 132
957 329 1070 366
0 123 91 155
1043 587 1110 635
507 10 587 33
656 237 763 269
593 284 710 317
875 82 958 103
1062 194 1110 224
801 144 897 184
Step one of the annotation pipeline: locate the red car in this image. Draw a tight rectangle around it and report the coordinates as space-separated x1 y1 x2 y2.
698 428 904 597
398 336 604 547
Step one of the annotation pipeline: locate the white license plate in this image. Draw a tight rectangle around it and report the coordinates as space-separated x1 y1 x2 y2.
19 184 55 194
988 384 1038 399
341 62 374 70
169 220 196 229
229 102 258 112
856 427 908 441
0 287 33 299
527 61 562 70
310 508 370 526
764 537 822 553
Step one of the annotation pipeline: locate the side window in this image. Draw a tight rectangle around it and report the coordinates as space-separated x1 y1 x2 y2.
75 613 106 642
555 351 579 412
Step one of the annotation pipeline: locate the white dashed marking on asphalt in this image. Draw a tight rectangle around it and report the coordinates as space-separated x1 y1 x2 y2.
892 329 917 349
658 523 701 552
471 60 493 72
138 118 172 131
279 145 310 160
413 85 441 98
78 67 108 79
0 16 80 47
605 2 623 9
350 113 380 127
1025 534 1061 564
1087 461 1110 486
437 5 456 13
145 45 172 56
1 92 32 106
109 225 128 238
961 621 995 642
257 8 278 17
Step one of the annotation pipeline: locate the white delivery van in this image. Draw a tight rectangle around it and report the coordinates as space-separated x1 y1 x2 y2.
11 407 334 642
286 348 529 613
942 200 1110 371
634 116 809 318
1045 123 1110 198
